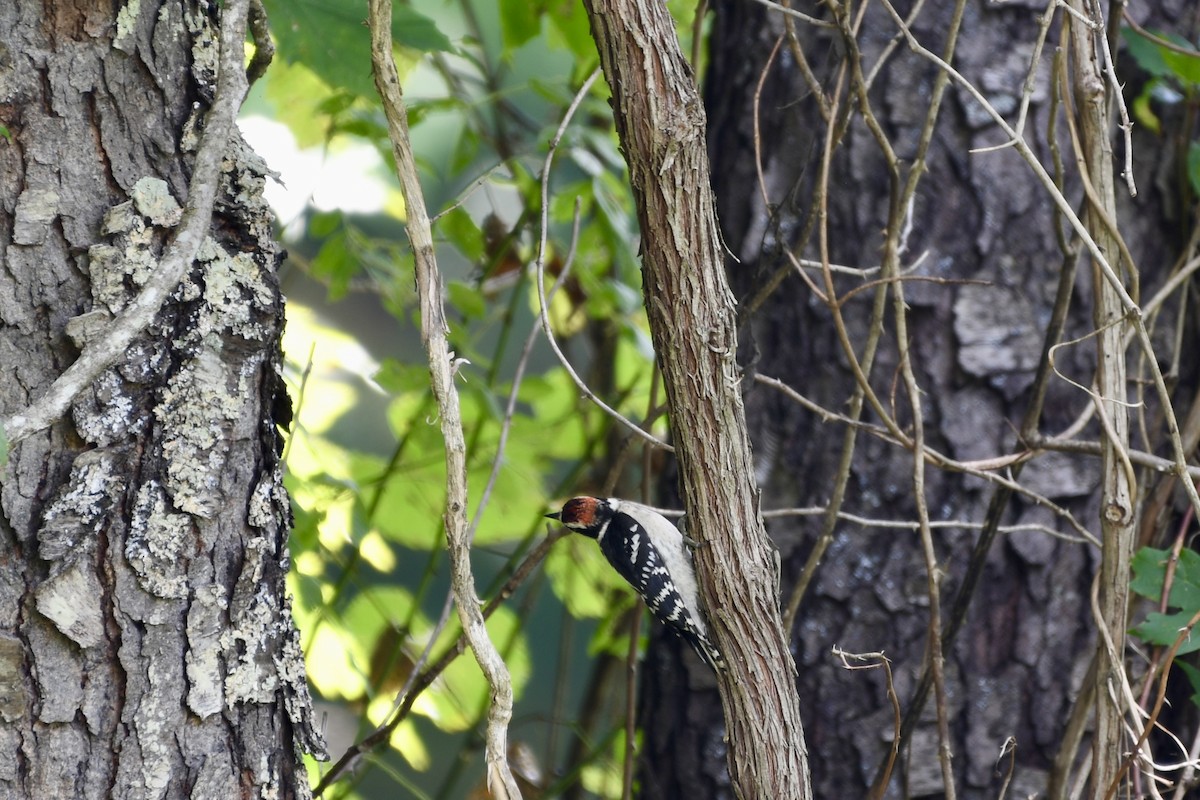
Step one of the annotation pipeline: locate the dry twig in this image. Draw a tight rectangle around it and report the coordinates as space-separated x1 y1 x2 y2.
367 1 521 795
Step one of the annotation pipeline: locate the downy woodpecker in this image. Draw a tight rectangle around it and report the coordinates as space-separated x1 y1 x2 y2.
546 496 726 671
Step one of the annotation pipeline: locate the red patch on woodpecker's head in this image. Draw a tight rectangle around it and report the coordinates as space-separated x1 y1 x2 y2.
560 496 599 529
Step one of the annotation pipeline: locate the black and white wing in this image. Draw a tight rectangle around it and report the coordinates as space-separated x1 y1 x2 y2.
596 504 726 671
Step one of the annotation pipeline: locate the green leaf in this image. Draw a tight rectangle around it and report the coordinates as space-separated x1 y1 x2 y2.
315 91 358 117
1131 547 1200 611
310 230 356 300
262 58 334 147
264 0 452 100
448 280 487 320
0 426 7 469
1177 661 1200 709
439 207 485 263
1160 43 1200 86
1123 27 1173 79
374 358 432 395
426 605 531 731
500 0 542 51
392 5 454 53
1188 140 1200 198
308 210 343 238
1131 90 1161 136
544 536 629 618
1130 547 1200 652
1131 611 1200 654
545 0 596 66
1122 27 1200 86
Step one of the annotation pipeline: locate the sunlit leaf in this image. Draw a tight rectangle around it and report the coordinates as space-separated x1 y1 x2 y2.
262 58 335 147
263 0 452 100
419 605 531 732
310 230 356 300
388 716 432 770
359 530 396 572
305 623 366 700
544 536 628 618
1131 90 1162 135
580 728 625 797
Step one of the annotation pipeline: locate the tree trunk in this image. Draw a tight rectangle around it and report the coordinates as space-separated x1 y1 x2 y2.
0 2 324 798
582 0 813 797
641 0 1198 797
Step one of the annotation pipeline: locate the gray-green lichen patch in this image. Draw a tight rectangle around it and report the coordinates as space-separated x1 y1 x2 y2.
184 584 226 718
221 536 278 706
37 450 122 563
156 349 243 518
179 104 203 154
193 238 275 341
248 467 289 536
101 200 140 235
72 370 145 447
276 609 328 759
34 564 105 649
114 0 142 53
126 482 189 599
183 4 218 93
131 628 183 797
89 192 164 313
130 176 182 227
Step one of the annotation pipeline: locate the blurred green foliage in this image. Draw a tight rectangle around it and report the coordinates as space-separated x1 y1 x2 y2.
251 1 704 796
1131 546 1200 709
1122 25 1200 196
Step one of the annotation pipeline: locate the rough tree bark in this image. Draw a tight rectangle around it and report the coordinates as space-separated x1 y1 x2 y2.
639 0 1198 798
581 0 813 798
0 2 324 798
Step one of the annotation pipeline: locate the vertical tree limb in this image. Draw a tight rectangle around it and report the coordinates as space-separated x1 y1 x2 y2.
1065 4 1134 794
367 2 521 797
580 1 812 796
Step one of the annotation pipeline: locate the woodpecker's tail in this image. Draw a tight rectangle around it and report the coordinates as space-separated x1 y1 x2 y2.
689 633 727 672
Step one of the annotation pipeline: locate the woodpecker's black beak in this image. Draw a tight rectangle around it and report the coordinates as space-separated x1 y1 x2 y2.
544 511 562 521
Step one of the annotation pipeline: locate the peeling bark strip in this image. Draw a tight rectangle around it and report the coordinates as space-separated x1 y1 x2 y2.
0 1 323 798
580 1 813 797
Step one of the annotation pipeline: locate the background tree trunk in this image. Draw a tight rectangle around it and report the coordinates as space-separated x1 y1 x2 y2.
0 2 323 797
641 0 1198 797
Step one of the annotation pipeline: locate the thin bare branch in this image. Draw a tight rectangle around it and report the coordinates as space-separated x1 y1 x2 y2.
367 2 521 796
532 71 673 455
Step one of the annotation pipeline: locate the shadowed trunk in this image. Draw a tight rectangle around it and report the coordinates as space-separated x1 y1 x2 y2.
640 0 1198 796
